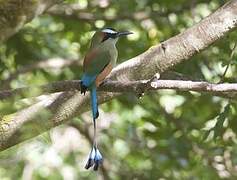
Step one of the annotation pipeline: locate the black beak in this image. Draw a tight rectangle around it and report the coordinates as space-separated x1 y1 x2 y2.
117 31 133 37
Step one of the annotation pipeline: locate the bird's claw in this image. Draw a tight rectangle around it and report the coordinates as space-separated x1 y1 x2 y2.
80 81 88 95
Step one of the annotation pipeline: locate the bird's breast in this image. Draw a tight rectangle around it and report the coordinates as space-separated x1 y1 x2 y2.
109 46 118 67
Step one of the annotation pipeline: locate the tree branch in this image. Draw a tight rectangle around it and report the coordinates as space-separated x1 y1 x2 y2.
1 79 237 101
107 0 237 81
1 0 237 151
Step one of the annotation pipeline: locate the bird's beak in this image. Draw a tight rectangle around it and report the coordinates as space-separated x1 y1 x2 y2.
117 31 133 37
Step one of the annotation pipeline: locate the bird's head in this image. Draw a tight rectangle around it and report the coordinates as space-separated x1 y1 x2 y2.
90 28 132 48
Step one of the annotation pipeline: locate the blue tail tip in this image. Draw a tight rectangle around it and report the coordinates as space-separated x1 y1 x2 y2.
85 146 103 171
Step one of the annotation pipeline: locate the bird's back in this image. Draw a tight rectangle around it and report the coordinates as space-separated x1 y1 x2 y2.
83 40 118 86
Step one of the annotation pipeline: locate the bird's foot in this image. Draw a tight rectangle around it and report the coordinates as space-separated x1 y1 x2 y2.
85 146 103 171
80 81 88 95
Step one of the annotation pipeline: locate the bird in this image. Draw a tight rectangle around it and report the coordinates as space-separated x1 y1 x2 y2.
80 27 132 170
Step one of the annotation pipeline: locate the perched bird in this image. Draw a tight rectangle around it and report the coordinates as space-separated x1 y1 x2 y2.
81 27 132 170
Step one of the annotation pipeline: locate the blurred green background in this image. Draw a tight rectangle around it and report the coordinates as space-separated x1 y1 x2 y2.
1 0 237 179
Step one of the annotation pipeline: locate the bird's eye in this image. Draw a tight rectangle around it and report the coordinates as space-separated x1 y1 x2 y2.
101 34 109 42
101 33 117 42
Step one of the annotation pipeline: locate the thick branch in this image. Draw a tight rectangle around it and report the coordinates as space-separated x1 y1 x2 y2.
1 0 237 151
107 0 237 81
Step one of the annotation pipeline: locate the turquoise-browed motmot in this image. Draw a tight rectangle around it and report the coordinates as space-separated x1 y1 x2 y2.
81 28 132 170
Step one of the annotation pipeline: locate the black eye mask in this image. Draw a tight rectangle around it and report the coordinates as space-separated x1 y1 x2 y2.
102 33 117 42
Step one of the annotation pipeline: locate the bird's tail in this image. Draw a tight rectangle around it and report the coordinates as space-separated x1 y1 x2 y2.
90 86 99 120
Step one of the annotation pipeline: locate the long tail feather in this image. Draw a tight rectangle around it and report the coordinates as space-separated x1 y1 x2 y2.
90 86 99 120
84 79 102 170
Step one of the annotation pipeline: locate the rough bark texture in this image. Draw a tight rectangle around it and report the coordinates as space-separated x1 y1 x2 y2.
1 0 237 151
0 0 61 43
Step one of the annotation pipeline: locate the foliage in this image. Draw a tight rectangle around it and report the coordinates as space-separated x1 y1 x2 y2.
1 0 237 179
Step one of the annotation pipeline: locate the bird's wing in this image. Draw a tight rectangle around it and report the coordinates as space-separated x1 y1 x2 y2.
83 48 111 75
95 62 112 86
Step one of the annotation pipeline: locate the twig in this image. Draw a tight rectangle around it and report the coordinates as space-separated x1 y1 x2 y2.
220 42 237 82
